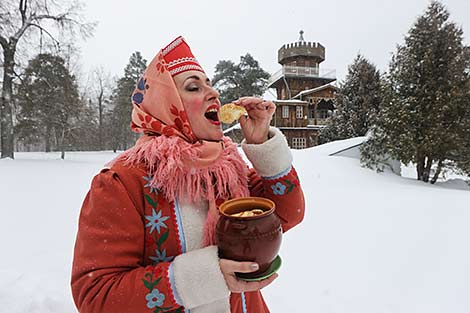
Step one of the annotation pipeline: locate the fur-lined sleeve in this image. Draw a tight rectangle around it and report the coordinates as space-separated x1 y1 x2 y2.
243 127 305 232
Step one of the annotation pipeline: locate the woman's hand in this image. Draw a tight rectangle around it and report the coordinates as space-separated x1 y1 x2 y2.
219 259 278 293
233 97 276 144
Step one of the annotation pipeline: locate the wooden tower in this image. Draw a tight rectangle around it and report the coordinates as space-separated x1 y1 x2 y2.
268 31 337 148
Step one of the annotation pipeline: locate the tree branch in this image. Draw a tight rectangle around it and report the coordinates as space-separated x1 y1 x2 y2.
13 4 32 44
19 0 28 25
0 35 7 48
44 0 51 16
29 23 59 47
33 13 69 22
12 68 25 85
12 2 95 44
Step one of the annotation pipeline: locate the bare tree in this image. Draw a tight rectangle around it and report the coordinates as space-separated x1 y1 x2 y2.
89 67 113 151
0 0 95 159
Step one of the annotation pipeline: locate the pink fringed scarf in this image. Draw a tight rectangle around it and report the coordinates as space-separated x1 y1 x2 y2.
118 135 249 245
112 37 249 245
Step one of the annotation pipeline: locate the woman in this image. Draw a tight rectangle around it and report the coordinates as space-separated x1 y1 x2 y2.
71 36 305 313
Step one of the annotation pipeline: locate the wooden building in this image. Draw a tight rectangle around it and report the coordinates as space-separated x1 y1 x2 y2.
292 84 337 126
267 31 337 148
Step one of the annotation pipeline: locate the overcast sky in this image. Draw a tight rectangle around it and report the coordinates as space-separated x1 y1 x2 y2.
78 0 470 92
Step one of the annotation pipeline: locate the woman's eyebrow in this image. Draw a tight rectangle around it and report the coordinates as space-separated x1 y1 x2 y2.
184 75 212 85
184 75 201 82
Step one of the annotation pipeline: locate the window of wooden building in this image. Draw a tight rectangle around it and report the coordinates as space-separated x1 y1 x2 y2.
282 106 289 118
296 106 303 119
292 137 306 149
318 109 329 119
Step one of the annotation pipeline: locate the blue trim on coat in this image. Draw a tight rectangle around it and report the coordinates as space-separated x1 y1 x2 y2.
168 262 184 306
241 292 247 313
173 198 187 253
261 165 292 180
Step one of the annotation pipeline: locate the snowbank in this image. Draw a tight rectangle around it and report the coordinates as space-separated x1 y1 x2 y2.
1 142 469 312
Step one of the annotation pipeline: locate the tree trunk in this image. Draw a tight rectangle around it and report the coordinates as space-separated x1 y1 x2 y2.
430 159 443 184
45 125 51 152
98 93 103 151
423 156 433 183
59 127 65 160
1 45 16 159
416 151 425 181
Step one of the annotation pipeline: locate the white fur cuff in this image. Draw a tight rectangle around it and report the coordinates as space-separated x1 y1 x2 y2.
172 246 230 309
190 298 231 313
242 127 293 177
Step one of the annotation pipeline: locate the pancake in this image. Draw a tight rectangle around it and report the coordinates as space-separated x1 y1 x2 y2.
220 103 247 124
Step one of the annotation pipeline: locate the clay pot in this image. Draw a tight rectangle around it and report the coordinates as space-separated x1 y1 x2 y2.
216 197 282 278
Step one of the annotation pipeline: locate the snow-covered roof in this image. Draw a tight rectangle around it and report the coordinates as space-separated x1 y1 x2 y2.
328 141 365 157
276 126 326 130
292 83 337 99
273 99 308 105
306 124 327 129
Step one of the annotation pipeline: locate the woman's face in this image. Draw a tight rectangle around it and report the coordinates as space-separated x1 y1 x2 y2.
173 71 223 141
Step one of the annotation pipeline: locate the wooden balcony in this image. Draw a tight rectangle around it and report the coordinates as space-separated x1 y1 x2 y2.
268 66 336 87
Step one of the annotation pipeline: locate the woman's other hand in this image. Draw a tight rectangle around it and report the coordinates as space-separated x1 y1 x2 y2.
234 97 275 144
219 259 278 293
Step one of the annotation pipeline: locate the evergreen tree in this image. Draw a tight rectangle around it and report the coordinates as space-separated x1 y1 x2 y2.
109 52 147 151
15 53 82 158
212 53 270 105
450 50 470 179
361 1 470 183
65 97 100 152
320 54 383 143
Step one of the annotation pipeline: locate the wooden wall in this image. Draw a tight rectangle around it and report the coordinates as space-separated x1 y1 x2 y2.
281 128 319 148
272 104 309 128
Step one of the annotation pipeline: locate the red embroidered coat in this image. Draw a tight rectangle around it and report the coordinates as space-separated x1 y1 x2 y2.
72 129 305 313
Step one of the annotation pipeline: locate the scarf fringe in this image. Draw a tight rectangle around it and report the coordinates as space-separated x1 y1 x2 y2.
115 136 249 203
111 136 249 247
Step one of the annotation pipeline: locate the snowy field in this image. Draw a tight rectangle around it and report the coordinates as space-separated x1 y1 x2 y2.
1 138 469 313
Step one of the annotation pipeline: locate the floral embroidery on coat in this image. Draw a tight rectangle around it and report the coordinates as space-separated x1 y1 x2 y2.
268 167 300 196
145 208 169 234
271 182 286 195
141 173 181 311
142 267 182 313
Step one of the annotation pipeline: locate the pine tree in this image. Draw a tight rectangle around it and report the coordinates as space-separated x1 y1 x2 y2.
109 52 147 151
212 53 270 106
320 54 383 143
65 97 100 152
361 1 470 183
449 49 470 179
15 53 82 158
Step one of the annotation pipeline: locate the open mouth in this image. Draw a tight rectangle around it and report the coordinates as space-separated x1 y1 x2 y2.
204 105 220 125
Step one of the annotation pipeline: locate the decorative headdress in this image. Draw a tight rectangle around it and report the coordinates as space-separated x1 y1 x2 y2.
162 36 205 76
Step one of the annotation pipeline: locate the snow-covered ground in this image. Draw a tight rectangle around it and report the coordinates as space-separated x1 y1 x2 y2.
1 139 469 313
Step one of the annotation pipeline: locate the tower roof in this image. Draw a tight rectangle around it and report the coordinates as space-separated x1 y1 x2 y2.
299 30 305 42
277 31 325 65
